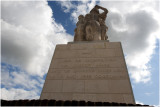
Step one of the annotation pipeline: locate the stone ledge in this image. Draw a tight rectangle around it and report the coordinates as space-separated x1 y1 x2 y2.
68 40 110 44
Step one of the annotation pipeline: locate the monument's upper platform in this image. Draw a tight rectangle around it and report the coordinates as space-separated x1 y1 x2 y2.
74 5 108 41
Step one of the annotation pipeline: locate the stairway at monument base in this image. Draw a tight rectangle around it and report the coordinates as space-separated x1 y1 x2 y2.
40 41 135 104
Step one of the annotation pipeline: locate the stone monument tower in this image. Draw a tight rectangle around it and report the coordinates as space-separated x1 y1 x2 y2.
40 5 135 104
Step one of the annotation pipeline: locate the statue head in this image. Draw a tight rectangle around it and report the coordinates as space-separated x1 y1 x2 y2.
78 15 84 20
90 6 99 14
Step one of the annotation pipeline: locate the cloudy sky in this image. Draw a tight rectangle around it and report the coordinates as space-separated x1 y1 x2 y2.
1 0 159 106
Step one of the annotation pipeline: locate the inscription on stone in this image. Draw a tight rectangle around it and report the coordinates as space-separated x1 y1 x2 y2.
54 48 123 58
56 42 121 51
40 42 135 104
47 68 128 80
51 57 125 69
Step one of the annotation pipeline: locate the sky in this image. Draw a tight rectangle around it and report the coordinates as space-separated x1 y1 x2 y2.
1 0 160 106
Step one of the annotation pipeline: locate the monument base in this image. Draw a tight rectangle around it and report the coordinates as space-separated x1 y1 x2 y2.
40 41 135 104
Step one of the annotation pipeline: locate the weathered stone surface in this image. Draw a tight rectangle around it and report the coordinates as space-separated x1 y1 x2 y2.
42 80 62 92
47 68 128 80
57 42 121 50
41 93 73 101
40 93 134 104
40 42 135 104
63 80 84 93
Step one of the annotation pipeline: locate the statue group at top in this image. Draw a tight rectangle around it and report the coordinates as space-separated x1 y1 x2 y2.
74 5 108 41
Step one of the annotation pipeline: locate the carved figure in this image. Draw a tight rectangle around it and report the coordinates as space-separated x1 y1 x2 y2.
85 20 101 41
99 18 108 40
74 15 85 41
74 5 108 41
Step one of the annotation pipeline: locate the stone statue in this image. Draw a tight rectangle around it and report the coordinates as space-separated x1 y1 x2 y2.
74 5 109 41
74 15 85 41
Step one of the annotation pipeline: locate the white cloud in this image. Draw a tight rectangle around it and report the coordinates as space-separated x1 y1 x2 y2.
1 64 44 100
1 88 39 100
153 105 160 107
1 1 73 77
1 65 43 90
58 1 96 23
1 1 73 100
136 100 144 105
145 92 153 96
57 1 76 13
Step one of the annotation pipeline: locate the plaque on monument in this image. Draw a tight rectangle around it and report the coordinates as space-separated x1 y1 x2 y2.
40 5 135 104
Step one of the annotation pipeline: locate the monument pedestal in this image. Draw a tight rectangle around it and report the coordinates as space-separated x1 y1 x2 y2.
40 41 135 104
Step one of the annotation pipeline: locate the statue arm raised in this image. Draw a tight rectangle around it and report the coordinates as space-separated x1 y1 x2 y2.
95 5 108 13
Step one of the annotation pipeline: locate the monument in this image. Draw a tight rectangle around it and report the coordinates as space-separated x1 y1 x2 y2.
40 5 135 104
